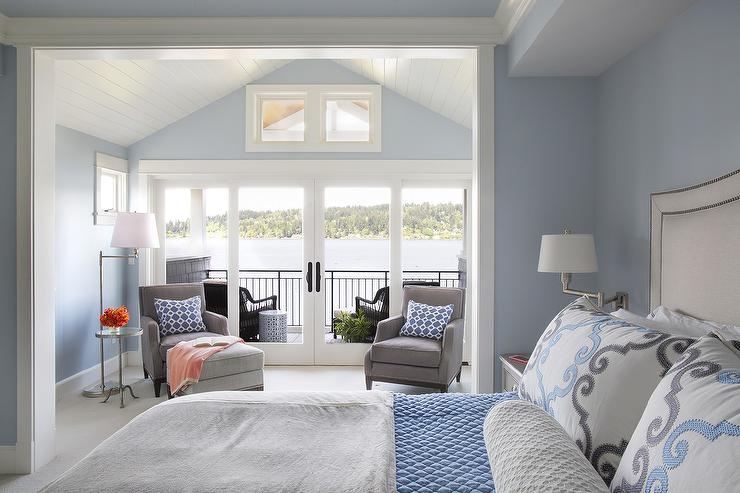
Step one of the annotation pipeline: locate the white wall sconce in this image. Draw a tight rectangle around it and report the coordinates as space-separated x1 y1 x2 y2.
538 229 628 310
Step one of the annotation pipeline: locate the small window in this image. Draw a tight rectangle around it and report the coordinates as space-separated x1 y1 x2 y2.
246 84 381 152
95 152 128 225
261 98 305 142
324 98 370 142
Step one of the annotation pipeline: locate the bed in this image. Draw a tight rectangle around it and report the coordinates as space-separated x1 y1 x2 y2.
44 390 518 492
44 169 740 492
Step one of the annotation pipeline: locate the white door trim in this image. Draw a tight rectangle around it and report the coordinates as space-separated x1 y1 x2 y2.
15 44 33 476
15 47 57 474
17 42 494 472
471 45 496 393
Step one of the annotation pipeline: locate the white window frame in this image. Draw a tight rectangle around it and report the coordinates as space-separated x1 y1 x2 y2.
94 152 128 225
245 84 381 153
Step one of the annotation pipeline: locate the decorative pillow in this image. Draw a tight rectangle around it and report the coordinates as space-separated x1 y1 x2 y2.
399 300 454 340
611 309 673 333
611 308 705 338
611 335 740 493
154 296 207 336
648 305 740 339
518 297 695 485
484 400 609 493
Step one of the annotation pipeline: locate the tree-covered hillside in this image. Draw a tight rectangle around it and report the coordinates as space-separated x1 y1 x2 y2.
166 202 463 240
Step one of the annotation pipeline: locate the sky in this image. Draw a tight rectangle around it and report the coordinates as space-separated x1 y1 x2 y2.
165 187 464 221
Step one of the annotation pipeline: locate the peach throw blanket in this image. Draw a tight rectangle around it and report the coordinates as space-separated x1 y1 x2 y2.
167 336 244 394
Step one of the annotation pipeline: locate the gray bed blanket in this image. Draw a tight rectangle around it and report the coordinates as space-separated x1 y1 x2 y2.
43 391 396 492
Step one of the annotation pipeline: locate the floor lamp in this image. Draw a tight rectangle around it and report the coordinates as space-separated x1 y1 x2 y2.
83 212 160 398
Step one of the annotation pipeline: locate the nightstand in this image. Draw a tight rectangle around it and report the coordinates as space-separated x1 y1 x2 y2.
500 354 529 392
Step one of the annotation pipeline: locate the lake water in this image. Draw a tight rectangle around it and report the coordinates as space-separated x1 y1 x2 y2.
167 238 463 271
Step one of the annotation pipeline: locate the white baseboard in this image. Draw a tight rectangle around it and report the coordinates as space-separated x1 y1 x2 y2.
0 445 16 474
55 351 141 402
126 346 143 367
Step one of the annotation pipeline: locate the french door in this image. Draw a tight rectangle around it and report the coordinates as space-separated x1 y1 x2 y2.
312 181 393 365
155 173 468 366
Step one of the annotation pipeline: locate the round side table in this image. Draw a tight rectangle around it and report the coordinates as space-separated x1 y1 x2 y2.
96 327 143 408
258 310 288 342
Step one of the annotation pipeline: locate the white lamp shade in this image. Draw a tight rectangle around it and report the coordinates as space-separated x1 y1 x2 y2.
538 234 598 273
110 212 160 249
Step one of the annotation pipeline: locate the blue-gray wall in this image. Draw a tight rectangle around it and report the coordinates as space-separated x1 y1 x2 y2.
126 59 473 339
55 125 130 382
494 45 598 390
0 45 17 446
595 0 740 315
128 59 472 161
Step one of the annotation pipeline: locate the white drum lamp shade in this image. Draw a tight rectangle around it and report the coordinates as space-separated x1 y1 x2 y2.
538 234 598 273
110 212 160 249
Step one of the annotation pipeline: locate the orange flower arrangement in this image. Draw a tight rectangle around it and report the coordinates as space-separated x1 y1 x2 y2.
100 306 130 329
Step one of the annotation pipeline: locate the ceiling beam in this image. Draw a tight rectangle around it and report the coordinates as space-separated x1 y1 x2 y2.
2 16 504 47
36 47 478 61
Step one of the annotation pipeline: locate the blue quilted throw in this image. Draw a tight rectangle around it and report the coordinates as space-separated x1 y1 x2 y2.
394 392 518 492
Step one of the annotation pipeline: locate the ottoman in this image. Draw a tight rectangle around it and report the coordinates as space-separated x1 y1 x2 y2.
258 310 288 342
179 343 265 395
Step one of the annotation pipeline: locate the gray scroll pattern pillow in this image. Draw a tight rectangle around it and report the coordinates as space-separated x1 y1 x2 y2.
611 334 740 493
518 298 695 485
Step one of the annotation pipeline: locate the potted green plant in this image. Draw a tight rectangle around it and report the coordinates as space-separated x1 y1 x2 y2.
334 310 373 343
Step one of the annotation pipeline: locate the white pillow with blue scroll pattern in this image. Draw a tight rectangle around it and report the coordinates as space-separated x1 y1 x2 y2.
399 300 454 340
611 334 740 493
154 295 206 336
518 297 696 486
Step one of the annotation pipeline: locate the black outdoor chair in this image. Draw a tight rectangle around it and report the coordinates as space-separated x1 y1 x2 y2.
239 287 277 341
203 281 277 342
354 286 390 341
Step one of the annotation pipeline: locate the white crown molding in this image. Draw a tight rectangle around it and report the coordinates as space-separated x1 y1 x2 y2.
2 16 504 46
494 0 537 41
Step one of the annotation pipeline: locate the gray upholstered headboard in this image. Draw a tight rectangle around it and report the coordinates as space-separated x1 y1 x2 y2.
650 169 740 326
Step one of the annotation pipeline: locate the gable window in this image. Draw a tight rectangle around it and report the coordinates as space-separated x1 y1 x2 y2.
246 84 381 152
95 152 128 225
323 97 370 142
260 96 306 142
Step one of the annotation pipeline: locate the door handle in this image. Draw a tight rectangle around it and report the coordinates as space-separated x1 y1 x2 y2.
316 261 322 293
306 261 313 293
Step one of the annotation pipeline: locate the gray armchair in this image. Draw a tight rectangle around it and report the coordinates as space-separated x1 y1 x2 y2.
364 285 465 393
139 283 229 397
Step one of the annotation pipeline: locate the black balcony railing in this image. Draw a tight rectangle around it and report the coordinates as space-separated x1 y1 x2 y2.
204 268 460 327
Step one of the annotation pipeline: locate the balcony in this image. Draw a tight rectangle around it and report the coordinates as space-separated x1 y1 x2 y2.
203 268 461 328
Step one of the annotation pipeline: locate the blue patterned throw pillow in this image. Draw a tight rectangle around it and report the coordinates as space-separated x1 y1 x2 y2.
154 295 207 336
399 300 454 340
611 334 740 493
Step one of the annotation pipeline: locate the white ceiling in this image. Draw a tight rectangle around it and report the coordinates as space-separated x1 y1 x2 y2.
508 0 697 76
54 59 290 146
54 57 473 147
336 58 474 129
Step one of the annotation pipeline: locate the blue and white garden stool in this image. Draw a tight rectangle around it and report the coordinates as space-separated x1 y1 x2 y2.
258 310 288 342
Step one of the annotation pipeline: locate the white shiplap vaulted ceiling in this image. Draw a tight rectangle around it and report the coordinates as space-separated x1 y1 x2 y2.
54 59 291 146
337 58 474 129
54 57 472 147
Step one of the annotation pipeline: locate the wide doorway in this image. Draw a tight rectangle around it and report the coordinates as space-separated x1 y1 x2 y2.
149 167 471 365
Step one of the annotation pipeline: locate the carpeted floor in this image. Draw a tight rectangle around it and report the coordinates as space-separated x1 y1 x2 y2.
0 365 470 492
